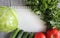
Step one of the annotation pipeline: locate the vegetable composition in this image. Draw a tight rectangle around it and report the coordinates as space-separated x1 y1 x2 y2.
10 29 34 38
25 0 60 30
10 28 60 38
0 0 60 38
0 6 18 32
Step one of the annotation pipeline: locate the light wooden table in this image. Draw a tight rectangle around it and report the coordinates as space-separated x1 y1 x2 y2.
0 0 25 6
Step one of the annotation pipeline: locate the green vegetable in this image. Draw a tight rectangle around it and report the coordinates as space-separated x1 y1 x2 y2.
25 0 58 21
9 29 34 38
0 6 18 32
16 30 34 38
58 0 60 3
28 33 34 38
25 0 60 30
9 28 19 38
49 8 60 30
43 8 60 30
16 30 24 38
21 32 29 38
25 0 58 12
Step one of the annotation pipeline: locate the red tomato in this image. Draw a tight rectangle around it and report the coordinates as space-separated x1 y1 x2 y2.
46 28 60 38
34 32 46 38
58 31 60 37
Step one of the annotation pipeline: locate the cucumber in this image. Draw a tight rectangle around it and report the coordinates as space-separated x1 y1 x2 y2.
21 32 29 38
28 33 34 38
9 28 20 38
16 30 24 38
9 29 34 38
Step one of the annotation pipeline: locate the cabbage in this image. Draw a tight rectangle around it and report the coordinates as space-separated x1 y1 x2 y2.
0 6 18 32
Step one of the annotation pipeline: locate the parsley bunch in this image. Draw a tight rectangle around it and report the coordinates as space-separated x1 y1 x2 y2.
25 0 60 30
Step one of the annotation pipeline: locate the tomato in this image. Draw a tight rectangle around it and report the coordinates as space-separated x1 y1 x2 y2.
46 28 60 38
34 32 46 38
58 31 60 37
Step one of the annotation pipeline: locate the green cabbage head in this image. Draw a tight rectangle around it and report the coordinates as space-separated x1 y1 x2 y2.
0 6 18 32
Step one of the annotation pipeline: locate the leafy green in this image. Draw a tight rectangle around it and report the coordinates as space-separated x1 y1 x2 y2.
25 0 58 12
25 0 60 30
0 6 18 32
49 8 60 30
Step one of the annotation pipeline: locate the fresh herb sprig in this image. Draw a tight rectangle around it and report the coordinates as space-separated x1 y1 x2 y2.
25 0 58 12
49 8 60 30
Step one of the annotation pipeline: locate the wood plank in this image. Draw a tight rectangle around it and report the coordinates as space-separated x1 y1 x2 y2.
0 0 11 6
11 0 25 6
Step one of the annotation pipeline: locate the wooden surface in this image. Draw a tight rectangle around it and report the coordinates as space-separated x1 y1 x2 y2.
0 0 25 6
0 0 10 6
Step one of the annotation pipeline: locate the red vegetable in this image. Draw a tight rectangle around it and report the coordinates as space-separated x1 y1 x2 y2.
46 28 60 38
58 31 60 38
34 32 46 38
